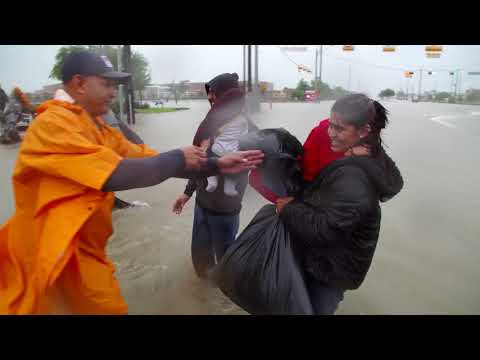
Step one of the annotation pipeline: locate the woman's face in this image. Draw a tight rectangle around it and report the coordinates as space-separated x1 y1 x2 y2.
328 111 369 153
207 91 217 105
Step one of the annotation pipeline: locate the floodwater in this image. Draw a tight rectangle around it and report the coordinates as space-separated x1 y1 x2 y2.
1 99 479 314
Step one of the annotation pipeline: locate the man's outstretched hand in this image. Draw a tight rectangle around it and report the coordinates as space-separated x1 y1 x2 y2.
217 150 264 175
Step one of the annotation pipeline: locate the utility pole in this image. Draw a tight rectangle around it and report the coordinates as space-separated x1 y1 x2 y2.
457 70 462 99
123 45 135 125
454 69 460 97
406 78 409 100
247 45 252 92
242 45 246 92
450 71 456 97
418 68 423 100
314 48 318 88
117 45 124 122
254 45 260 112
254 45 259 86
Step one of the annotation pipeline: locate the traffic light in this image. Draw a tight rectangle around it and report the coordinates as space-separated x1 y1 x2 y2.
383 45 396 52
343 45 355 51
428 71 433 75
404 71 414 78
297 64 312 73
449 72 455 76
425 45 442 59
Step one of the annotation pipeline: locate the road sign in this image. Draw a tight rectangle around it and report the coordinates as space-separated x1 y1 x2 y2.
280 46 308 52
426 52 441 58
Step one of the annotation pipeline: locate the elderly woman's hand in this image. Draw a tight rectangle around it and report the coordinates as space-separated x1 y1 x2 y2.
276 197 295 214
345 144 371 157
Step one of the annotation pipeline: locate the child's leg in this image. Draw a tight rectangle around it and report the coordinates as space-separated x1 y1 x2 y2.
206 176 218 192
223 176 239 197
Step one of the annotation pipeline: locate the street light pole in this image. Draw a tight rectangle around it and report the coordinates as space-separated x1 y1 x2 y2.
418 68 423 100
348 63 351 92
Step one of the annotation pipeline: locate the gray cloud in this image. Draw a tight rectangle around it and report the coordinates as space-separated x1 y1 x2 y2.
1 45 479 96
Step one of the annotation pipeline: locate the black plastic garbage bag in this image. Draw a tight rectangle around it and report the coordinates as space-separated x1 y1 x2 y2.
210 204 314 315
239 128 304 198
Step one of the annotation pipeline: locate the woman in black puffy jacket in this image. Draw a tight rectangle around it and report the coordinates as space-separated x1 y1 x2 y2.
276 94 404 315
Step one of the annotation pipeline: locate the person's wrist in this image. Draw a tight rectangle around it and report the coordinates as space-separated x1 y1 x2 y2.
206 157 219 171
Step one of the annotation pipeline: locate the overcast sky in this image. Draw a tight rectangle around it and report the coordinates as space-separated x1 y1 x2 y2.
1 45 480 96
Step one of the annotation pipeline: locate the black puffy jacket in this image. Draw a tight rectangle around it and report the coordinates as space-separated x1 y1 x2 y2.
279 148 403 290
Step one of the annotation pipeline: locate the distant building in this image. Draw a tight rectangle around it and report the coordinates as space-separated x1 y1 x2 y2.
140 84 171 100
271 90 287 101
32 83 63 102
238 81 274 93
135 84 172 100
183 81 206 98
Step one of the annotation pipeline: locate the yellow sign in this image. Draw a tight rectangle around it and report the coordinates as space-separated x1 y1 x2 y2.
383 45 396 52
425 45 443 52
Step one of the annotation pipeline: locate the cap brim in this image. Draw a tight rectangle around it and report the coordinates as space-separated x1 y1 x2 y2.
101 71 131 80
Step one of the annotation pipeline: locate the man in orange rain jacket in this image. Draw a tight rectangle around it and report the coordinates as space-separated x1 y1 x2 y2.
0 51 263 315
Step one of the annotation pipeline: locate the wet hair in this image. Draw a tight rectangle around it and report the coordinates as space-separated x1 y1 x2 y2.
331 93 389 155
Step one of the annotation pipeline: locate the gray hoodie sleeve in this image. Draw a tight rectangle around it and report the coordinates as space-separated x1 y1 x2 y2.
102 151 220 192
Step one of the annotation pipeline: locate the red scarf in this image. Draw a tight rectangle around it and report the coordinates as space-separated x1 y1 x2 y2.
301 118 344 182
249 119 345 203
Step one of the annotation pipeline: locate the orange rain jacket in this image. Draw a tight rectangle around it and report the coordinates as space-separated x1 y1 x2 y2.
0 100 156 314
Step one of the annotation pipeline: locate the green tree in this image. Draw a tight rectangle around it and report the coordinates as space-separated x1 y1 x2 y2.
49 45 89 80
465 89 480 103
130 51 151 94
332 86 349 99
435 92 450 102
49 45 151 94
379 88 395 99
297 79 311 92
292 79 311 101
311 80 333 99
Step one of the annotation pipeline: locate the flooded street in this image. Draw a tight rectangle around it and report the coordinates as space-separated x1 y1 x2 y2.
1 100 479 314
